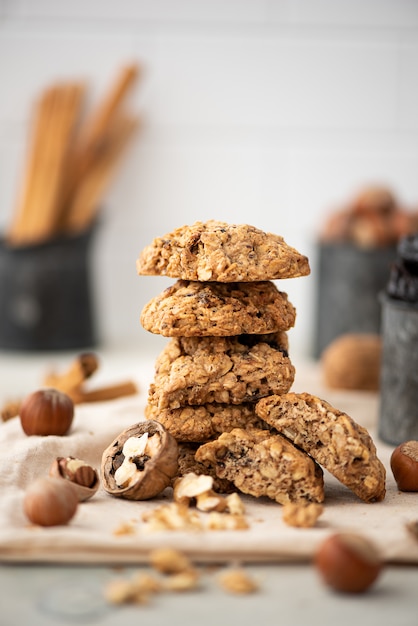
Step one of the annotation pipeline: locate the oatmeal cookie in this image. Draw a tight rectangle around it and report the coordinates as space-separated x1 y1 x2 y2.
140 280 296 337
256 392 386 502
137 220 310 282
176 443 235 493
145 401 267 442
147 334 294 409
195 427 324 505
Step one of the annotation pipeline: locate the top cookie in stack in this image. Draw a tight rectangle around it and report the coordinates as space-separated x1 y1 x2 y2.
137 220 310 282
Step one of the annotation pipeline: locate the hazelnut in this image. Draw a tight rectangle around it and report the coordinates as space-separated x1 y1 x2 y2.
314 532 382 593
19 388 74 436
49 457 100 501
23 476 78 526
101 420 179 500
321 333 381 391
390 440 418 491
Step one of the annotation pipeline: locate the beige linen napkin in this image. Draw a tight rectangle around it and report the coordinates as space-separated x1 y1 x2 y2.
0 366 417 564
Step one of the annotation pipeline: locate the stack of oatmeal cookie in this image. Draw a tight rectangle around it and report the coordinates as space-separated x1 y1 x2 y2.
137 221 386 506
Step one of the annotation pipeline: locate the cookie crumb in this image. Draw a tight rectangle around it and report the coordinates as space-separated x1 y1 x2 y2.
104 576 152 605
112 521 137 536
149 547 193 574
282 502 323 528
163 568 200 592
406 520 418 541
207 512 249 531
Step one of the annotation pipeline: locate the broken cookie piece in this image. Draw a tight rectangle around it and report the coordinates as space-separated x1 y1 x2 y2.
195 427 324 505
256 392 386 503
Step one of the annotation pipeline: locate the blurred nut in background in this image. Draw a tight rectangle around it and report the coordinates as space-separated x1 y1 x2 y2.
320 185 417 248
315 532 383 594
321 333 382 391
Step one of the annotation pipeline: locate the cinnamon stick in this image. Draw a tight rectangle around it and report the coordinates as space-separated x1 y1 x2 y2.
70 380 138 404
43 352 99 394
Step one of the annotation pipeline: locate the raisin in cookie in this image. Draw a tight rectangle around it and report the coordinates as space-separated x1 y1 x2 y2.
147 333 294 409
140 280 296 337
195 427 324 505
145 401 267 442
256 392 386 503
137 220 310 282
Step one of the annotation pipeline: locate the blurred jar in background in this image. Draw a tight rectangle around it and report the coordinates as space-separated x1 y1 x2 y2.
379 233 418 445
313 185 418 358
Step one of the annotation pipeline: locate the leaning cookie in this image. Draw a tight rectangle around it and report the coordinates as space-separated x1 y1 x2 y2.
255 392 386 503
140 280 296 337
137 220 310 282
195 427 324 505
148 333 294 409
145 401 267 442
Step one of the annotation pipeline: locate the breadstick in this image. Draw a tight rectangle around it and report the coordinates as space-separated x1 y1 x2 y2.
8 83 85 245
70 63 140 188
63 114 139 233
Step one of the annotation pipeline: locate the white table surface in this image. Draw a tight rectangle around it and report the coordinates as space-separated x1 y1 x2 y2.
0 347 417 626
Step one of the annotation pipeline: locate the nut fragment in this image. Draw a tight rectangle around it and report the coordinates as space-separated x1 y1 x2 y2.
49 457 99 501
282 502 323 528
142 502 203 532
225 492 245 516
104 574 159 605
23 476 78 526
218 568 258 594
390 440 418 491
149 548 193 575
173 472 226 512
406 520 418 541
163 569 200 592
314 532 383 593
206 512 249 531
101 421 178 500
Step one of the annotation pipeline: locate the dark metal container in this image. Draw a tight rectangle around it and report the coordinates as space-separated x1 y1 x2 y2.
378 294 418 445
313 242 396 358
0 228 96 351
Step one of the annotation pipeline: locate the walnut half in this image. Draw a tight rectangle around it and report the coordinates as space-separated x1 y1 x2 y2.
101 421 179 500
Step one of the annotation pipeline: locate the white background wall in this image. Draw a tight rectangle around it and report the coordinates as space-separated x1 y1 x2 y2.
1 0 418 359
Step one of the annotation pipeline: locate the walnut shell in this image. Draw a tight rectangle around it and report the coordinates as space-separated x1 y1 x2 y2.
321 333 382 391
101 420 179 500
